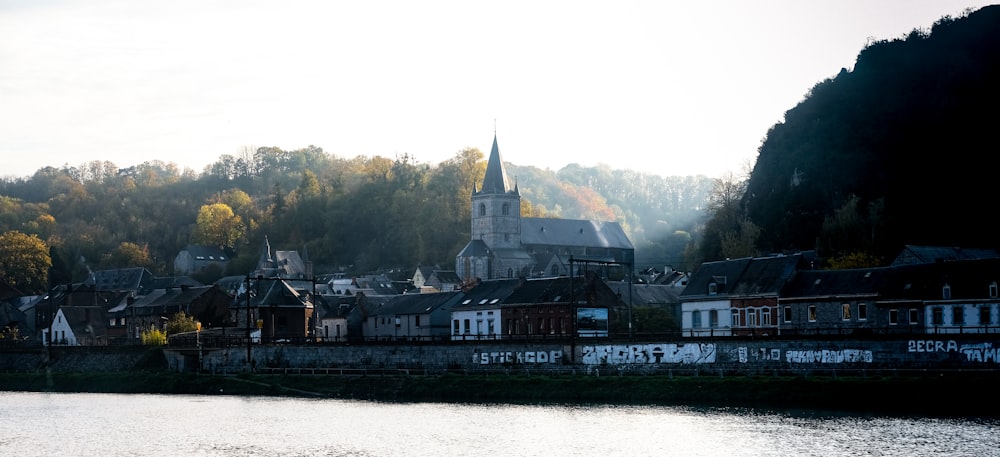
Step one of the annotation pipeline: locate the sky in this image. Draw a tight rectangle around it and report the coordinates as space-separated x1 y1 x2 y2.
0 1 994 180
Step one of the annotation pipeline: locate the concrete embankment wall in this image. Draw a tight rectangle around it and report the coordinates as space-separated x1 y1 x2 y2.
5 338 999 374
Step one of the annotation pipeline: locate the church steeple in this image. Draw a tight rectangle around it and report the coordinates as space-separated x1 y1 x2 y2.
479 135 514 195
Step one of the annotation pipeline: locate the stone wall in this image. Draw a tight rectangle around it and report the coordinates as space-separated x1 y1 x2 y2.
6 337 1000 374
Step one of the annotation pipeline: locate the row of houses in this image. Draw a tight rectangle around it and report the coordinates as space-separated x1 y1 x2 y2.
5 241 1000 346
680 245 1000 338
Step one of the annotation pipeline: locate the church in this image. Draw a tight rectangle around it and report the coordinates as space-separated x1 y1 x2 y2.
456 136 635 281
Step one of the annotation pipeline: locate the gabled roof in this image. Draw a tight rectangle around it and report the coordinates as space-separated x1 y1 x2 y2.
891 245 1000 266
681 253 810 299
781 267 891 299
456 278 521 308
374 291 464 316
521 218 634 250
881 258 1000 301
504 275 610 305
87 268 154 293
457 239 490 258
429 270 461 284
151 276 203 290
607 282 680 305
180 245 229 262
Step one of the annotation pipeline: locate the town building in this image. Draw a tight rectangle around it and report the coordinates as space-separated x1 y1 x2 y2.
455 136 634 282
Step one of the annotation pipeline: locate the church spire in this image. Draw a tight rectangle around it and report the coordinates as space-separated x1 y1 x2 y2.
479 135 512 194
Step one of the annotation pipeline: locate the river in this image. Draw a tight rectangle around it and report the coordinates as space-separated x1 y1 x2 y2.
1 391 996 456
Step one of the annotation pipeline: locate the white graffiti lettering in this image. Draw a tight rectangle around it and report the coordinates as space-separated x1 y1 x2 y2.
474 351 562 365
580 344 717 365
960 343 1000 363
784 349 872 364
908 340 960 353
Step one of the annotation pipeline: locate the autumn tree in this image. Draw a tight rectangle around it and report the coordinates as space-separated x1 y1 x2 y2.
102 242 154 270
193 203 246 251
0 230 52 294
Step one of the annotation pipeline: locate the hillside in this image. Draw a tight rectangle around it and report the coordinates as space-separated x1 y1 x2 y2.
740 5 1000 262
0 150 713 291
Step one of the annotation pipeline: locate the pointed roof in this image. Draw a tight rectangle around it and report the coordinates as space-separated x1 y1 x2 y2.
479 135 513 194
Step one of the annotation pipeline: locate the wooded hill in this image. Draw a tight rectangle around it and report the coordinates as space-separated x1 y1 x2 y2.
703 5 1000 265
0 148 713 292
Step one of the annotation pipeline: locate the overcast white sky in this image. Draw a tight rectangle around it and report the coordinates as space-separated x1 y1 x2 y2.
0 1 992 180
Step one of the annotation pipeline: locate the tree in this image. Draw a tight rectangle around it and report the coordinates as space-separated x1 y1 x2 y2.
164 311 199 335
193 203 246 251
103 242 154 270
0 230 52 294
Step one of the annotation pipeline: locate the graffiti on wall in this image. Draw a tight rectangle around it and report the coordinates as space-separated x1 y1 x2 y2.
474 350 563 365
580 343 717 365
909 340 1000 363
730 346 872 364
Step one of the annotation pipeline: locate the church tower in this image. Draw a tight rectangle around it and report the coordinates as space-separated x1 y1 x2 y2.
471 135 521 249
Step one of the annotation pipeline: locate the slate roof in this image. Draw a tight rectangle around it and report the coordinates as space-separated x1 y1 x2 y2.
520 218 634 250
607 282 680 305
781 267 891 299
477 135 514 195
87 268 154 293
881 258 1000 301
374 291 464 316
681 253 811 300
180 245 229 262
455 278 521 308
457 239 490 258
890 245 1000 266
504 275 610 305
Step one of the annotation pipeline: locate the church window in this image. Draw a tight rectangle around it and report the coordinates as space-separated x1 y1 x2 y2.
551 265 559 276
479 203 486 216
502 203 509 215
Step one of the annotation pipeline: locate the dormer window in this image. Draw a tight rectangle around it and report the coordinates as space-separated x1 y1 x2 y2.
708 283 718 295
990 281 998 298
942 283 952 300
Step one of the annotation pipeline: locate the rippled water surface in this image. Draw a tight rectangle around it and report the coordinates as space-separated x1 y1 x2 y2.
1 391 997 456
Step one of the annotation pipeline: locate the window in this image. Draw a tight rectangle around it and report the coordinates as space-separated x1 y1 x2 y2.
908 308 919 325
415 315 421 328
691 310 702 328
731 309 741 327
479 203 486 216
551 265 559 276
502 203 509 215
783 305 792 323
464 319 471 333
952 306 964 326
942 283 952 300
762 307 771 326
709 310 718 328
708 283 718 295
932 307 944 326
842 303 851 320
889 309 899 325
507 268 513 278
487 320 495 334
992 282 999 298
980 306 991 326
858 303 867 321
453 319 460 334
808 305 817 322
746 309 758 327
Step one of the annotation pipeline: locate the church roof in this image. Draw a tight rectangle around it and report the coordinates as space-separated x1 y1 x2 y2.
521 218 634 250
457 240 490 258
478 135 514 195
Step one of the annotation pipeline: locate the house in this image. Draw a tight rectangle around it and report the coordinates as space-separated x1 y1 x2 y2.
883 258 1000 335
253 236 312 279
127 285 234 339
679 253 811 337
607 281 681 336
422 270 461 293
450 278 520 340
173 245 230 276
501 273 622 338
364 291 464 341
244 278 315 342
779 267 891 336
455 135 634 281
87 267 155 297
38 284 129 345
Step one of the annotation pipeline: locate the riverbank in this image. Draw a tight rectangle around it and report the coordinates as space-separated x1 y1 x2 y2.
2 369 996 417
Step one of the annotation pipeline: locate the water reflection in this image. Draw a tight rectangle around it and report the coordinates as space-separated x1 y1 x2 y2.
1 392 996 457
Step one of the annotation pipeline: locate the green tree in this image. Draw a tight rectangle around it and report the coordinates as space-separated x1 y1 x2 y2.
193 203 246 251
0 230 52 294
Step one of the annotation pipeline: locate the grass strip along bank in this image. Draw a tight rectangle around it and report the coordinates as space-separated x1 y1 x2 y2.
1 370 995 417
